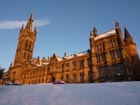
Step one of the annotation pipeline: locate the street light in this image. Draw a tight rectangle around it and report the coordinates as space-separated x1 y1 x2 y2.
118 72 120 81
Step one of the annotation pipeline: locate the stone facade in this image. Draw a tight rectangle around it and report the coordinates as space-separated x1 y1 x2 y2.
5 15 140 84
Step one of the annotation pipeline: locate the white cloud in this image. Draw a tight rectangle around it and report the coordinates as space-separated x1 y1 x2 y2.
0 19 49 29
34 19 50 27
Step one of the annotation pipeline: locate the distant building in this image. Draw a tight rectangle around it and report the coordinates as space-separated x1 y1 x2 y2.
4 15 140 84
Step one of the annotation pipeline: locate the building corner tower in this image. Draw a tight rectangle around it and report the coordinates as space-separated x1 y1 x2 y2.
124 27 140 80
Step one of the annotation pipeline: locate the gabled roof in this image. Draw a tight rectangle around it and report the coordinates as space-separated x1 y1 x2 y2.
41 57 47 63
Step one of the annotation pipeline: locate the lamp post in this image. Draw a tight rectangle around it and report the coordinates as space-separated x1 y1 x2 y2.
83 68 84 83
118 72 120 81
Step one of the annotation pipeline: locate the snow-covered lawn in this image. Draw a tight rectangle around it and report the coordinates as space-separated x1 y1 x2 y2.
0 82 140 105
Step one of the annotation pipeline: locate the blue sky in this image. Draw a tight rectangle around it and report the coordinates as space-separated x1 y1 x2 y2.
0 0 140 69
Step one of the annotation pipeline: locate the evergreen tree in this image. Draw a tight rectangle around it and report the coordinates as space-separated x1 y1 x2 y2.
0 67 4 78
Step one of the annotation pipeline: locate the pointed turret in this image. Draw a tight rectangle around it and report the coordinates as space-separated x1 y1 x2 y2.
90 31 93 36
53 53 56 57
64 52 67 57
25 14 34 30
115 21 120 28
89 30 93 39
36 56 40 65
124 27 135 44
10 62 12 67
41 57 47 63
93 27 98 37
34 26 37 33
29 13 33 20
124 27 132 39
115 21 124 45
20 24 24 31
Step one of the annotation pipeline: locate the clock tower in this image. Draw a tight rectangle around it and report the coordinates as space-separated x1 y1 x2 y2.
13 14 37 66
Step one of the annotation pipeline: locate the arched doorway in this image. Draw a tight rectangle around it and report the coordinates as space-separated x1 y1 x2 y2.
52 75 55 82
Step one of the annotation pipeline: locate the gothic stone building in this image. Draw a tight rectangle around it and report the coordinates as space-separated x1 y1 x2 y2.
7 15 140 84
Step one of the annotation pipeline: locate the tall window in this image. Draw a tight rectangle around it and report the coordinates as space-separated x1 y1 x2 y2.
66 63 69 70
95 45 99 51
66 75 69 83
110 50 115 60
29 41 32 50
72 61 76 70
24 52 26 58
28 54 30 59
73 73 76 82
116 49 121 58
98 67 107 78
61 64 64 72
110 40 113 48
101 53 106 62
25 40 28 49
80 72 84 82
96 45 99 51
88 71 93 82
79 59 84 69
110 39 117 48
87 58 92 67
96 54 101 63
100 43 103 51
113 39 116 47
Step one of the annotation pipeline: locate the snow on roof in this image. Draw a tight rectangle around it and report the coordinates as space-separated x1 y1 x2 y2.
63 55 74 60
42 62 49 65
75 52 86 56
56 56 63 61
36 64 41 67
30 51 88 65
94 29 116 41
63 51 88 60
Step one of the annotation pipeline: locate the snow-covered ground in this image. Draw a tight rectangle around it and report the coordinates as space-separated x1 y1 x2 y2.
0 82 140 105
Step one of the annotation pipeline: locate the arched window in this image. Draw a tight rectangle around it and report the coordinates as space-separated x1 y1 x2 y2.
113 39 116 47
29 41 32 49
110 40 113 48
28 54 30 59
25 40 28 49
24 52 26 58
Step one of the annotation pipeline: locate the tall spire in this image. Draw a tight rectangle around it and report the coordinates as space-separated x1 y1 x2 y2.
25 14 34 30
29 13 33 20
34 26 37 33
64 52 67 57
10 62 12 67
115 21 124 45
115 21 120 28
124 27 132 39
90 31 92 36
124 27 135 44
93 27 98 37
20 24 24 31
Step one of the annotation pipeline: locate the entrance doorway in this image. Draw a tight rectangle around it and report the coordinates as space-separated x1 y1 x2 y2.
52 76 55 82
